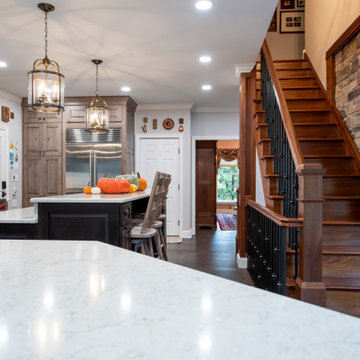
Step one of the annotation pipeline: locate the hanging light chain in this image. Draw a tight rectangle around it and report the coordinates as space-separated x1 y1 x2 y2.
95 63 99 97
44 11 48 59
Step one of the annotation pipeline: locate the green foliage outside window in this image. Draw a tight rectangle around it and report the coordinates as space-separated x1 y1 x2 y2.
217 166 239 201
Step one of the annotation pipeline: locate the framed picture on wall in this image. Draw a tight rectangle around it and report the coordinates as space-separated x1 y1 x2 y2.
268 10 277 32
297 0 305 7
280 11 305 33
1 106 10 123
280 0 295 9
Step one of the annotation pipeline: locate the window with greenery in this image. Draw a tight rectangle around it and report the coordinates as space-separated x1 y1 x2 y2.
217 165 239 201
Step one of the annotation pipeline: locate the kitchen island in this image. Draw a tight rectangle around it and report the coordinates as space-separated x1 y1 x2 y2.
0 191 150 248
0 239 359 359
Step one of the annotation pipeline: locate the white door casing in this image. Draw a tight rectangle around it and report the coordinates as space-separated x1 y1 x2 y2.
0 127 9 201
138 137 180 236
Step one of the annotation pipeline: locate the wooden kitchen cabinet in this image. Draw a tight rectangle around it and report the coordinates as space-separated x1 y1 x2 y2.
22 96 136 207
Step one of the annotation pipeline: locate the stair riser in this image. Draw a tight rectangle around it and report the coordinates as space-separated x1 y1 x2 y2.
256 125 268 139
322 225 360 247
323 255 360 279
323 177 360 196
267 198 282 214
283 88 324 99
304 158 355 174
274 61 309 70
323 200 360 221
255 112 264 124
261 158 274 174
277 69 314 77
287 99 330 111
290 111 331 123
326 290 360 317
280 78 318 87
259 141 271 157
299 141 346 155
255 102 263 112
294 125 338 138
264 177 278 195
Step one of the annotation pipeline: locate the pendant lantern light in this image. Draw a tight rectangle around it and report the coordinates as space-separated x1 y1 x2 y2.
85 59 109 134
27 3 65 113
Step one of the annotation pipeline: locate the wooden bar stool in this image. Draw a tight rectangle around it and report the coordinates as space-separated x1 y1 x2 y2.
130 172 166 257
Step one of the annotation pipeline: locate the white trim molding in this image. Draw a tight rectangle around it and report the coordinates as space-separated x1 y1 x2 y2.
137 103 193 111
0 89 22 103
235 63 254 79
191 135 239 234
236 253 248 269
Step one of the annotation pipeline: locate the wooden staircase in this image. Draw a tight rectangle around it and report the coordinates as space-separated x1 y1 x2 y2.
254 58 360 317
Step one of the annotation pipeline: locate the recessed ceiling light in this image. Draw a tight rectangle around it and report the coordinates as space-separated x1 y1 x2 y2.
199 55 212 63
0 61 7 68
195 1 213 11
121 86 131 92
202 84 212 91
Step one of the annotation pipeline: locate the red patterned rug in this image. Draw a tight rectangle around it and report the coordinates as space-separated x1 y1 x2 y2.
217 214 237 231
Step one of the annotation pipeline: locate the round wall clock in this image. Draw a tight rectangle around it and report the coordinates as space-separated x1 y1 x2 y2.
163 118 174 130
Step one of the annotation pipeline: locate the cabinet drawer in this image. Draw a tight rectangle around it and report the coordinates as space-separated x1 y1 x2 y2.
119 202 131 225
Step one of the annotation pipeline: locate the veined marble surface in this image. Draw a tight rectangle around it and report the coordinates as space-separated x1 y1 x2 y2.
0 205 38 223
30 189 150 204
0 240 359 359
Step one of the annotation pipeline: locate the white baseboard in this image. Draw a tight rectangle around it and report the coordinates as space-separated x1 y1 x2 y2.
236 253 248 269
181 230 193 239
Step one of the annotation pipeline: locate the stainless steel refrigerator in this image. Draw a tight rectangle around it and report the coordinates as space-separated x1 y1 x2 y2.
66 129 122 193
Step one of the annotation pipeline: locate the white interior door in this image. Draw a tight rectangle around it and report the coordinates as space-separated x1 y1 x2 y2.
0 128 8 201
139 138 180 236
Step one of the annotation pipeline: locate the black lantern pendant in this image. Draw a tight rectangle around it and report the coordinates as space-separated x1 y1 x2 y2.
85 59 109 134
27 3 65 113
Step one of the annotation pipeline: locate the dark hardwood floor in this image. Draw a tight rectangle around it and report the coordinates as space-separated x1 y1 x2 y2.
167 228 250 284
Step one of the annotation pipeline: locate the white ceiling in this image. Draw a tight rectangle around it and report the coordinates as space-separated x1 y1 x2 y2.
0 0 277 109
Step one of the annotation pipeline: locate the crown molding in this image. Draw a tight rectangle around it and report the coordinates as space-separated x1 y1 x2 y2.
235 63 254 79
137 103 193 111
192 106 238 113
0 89 22 103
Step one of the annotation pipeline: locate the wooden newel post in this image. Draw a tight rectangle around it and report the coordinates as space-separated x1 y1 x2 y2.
295 163 326 306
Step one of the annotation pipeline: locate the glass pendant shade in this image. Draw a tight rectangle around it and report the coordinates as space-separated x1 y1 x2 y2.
28 58 65 113
27 3 65 114
85 59 109 134
85 96 109 134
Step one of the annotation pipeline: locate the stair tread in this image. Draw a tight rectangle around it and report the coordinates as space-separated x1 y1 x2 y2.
289 109 331 113
324 196 360 200
323 220 360 226
323 246 360 255
298 138 344 142
261 155 274 159
277 67 312 71
264 174 279 178
286 276 360 290
282 86 321 90
304 155 352 158
279 76 315 79
267 195 283 200
323 277 360 290
258 139 270 143
323 174 360 178
293 122 337 126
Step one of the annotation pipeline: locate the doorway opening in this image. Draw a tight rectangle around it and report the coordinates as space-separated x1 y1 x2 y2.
195 139 239 231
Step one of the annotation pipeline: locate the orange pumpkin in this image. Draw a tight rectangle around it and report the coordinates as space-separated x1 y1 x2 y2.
83 187 92 194
137 172 147 191
97 177 130 193
128 184 138 193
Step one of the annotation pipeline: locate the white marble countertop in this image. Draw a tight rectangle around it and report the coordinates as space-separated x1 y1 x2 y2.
0 240 359 359
30 190 150 204
0 205 38 223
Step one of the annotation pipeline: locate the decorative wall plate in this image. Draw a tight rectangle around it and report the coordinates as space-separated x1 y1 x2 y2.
163 118 174 130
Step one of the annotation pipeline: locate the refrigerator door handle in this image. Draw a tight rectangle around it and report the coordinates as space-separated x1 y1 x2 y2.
94 151 97 186
89 151 93 187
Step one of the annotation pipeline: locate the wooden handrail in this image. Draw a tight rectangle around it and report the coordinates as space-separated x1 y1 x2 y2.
261 40 304 169
246 198 303 228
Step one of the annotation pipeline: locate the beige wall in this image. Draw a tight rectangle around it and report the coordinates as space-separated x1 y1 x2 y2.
305 0 360 87
266 2 305 60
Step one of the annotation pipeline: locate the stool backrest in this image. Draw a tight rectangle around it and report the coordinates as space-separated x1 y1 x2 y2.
141 171 168 233
155 174 171 219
